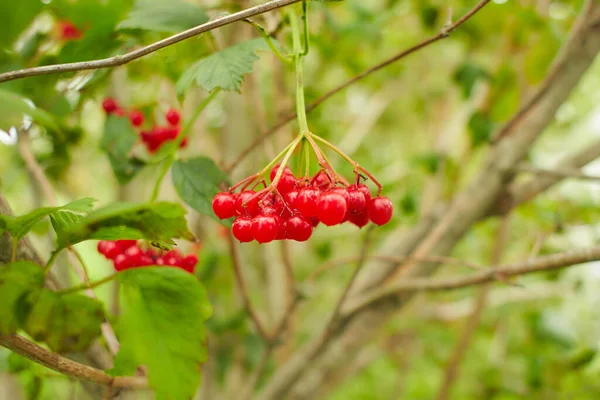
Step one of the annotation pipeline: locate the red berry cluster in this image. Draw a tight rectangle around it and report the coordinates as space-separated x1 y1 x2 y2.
101 98 188 153
212 165 393 244
56 20 83 41
97 240 198 273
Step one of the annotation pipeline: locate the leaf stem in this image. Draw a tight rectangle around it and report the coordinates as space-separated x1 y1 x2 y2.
57 273 119 295
301 0 310 56
290 7 309 134
150 155 174 203
44 251 60 274
243 19 293 63
11 240 17 262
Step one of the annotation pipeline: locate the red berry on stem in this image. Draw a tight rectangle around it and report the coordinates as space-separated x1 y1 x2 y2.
235 190 260 217
232 218 254 243
58 20 82 40
124 246 143 267
348 211 369 228
99 241 120 259
313 171 332 190
102 98 118 114
347 188 367 215
330 187 350 207
180 137 189 148
368 197 393 226
296 187 320 217
116 240 137 250
129 110 144 127
181 255 198 272
316 192 347 226
270 164 292 182
251 215 280 244
166 109 181 126
286 216 313 242
276 173 297 194
212 192 237 219
114 254 130 271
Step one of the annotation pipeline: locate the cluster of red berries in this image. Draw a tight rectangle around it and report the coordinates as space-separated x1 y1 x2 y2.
56 20 83 41
212 165 393 244
101 98 188 153
97 240 198 273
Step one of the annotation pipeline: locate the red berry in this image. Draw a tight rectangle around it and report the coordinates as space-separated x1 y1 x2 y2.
348 211 369 228
276 173 297 194
58 20 82 40
129 110 144 127
313 171 332 190
102 98 118 114
114 254 130 271
124 246 143 266
329 187 350 207
270 164 292 182
166 109 181 126
180 137 189 148
316 192 347 226
286 216 313 242
368 197 393 226
140 255 154 266
98 241 120 259
235 191 260 217
115 240 137 250
349 184 372 203
232 218 254 243
164 126 180 140
347 188 367 215
181 255 198 272
310 216 320 227
164 256 179 266
212 192 237 219
282 189 299 208
251 215 280 244
296 187 320 217
155 257 166 265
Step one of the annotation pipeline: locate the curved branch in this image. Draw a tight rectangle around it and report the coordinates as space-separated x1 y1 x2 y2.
0 334 147 389
0 0 301 83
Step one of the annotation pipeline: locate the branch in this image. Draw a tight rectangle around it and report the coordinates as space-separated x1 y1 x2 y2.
0 334 147 389
0 0 301 83
224 0 492 173
513 163 600 181
344 245 600 316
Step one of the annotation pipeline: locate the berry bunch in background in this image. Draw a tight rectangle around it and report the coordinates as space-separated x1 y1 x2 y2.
55 20 83 41
213 162 393 244
102 98 188 153
97 240 198 273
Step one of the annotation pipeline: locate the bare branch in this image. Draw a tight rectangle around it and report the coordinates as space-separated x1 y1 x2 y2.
0 334 147 389
344 245 600 316
513 163 600 181
225 0 492 173
0 0 301 83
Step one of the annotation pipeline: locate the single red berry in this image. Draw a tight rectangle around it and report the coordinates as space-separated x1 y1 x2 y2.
155 256 166 265
312 171 332 190
166 109 181 126
102 98 118 114
212 192 237 219
276 221 287 240
282 189 299 208
349 184 372 203
164 126 180 140
115 240 137 250
181 255 198 272
139 255 154 266
310 216 320 227
348 211 369 228
124 246 144 267
251 215 280 244
164 256 179 266
97 240 110 255
114 254 130 271
58 20 82 40
286 216 313 242
368 197 393 226
316 192 347 226
296 187 320 217
329 187 350 207
270 164 292 182
276 173 297 194
347 188 367 215
98 241 121 259
235 190 260 217
232 217 254 243
129 110 144 127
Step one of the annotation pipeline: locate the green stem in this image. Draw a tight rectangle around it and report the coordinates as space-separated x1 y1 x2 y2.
270 135 303 187
243 19 293 63
44 250 60 274
301 0 310 56
303 138 310 178
290 7 309 134
11 240 18 263
150 155 173 203
57 273 119 295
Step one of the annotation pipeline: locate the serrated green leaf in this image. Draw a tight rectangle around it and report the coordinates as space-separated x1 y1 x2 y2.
0 261 45 334
118 0 208 33
55 202 194 249
114 267 212 400
171 157 229 222
176 38 272 94
101 115 146 184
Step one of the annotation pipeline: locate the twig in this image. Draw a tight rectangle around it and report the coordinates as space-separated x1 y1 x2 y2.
0 334 147 389
226 231 270 341
18 131 56 205
0 0 302 83
343 244 600 316
513 163 600 181
225 0 492 173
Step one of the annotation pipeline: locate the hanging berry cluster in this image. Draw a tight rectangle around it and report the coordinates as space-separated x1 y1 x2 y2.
97 240 198 273
101 98 188 153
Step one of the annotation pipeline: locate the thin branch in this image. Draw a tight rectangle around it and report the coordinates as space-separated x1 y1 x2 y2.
226 231 270 341
18 131 56 205
0 334 147 389
343 245 600 316
0 0 301 83
225 0 492 173
513 163 600 181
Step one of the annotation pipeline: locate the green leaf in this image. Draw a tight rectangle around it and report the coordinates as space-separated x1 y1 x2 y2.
0 261 45 334
113 267 212 400
118 0 209 33
101 115 146 184
524 30 560 85
452 63 490 99
55 202 195 249
0 0 43 49
0 89 62 132
176 38 272 94
171 157 229 222
0 198 95 241
467 111 494 148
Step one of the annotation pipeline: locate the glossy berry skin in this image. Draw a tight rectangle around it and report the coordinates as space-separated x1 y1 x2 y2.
348 211 369 228
113 254 130 271
350 184 372 203
317 193 348 226
235 191 260 217
329 188 350 207
97 241 120 259
181 255 198 273
296 187 320 217
115 240 137 250
102 98 118 114
129 110 144 127
251 215 280 244
276 173 297 194
212 193 237 219
232 218 254 243
270 164 292 182
347 188 367 215
368 197 393 226
313 171 332 190
286 216 312 242
166 109 181 126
